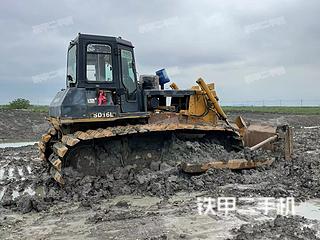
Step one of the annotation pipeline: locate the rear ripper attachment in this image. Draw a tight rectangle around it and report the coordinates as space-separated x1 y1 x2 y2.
38 33 293 185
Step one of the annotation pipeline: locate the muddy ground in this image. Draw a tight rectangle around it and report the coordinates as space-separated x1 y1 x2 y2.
0 110 320 239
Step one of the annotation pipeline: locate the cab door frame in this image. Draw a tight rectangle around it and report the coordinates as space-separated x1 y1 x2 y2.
117 45 140 113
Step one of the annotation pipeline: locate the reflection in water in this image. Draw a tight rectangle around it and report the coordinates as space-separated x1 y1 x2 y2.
0 142 37 148
296 199 320 220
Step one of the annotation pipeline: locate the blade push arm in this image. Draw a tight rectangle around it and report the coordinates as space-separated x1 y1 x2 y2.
196 78 228 121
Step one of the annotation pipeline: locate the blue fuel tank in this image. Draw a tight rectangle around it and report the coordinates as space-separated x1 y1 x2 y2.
156 69 170 89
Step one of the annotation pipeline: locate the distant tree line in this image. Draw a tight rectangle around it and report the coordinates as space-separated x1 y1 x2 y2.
8 98 31 109
0 98 48 112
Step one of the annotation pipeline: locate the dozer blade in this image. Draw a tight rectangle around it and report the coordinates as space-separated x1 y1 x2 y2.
181 121 293 174
234 116 293 160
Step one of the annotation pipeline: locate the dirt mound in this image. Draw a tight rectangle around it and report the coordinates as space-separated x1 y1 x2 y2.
0 109 48 143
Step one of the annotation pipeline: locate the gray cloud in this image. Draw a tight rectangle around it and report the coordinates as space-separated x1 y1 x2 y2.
0 0 319 105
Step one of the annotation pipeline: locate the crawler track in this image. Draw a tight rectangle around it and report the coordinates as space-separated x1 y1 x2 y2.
39 123 243 184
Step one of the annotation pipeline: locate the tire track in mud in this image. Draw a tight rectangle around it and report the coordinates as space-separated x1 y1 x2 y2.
0 147 41 204
0 164 36 202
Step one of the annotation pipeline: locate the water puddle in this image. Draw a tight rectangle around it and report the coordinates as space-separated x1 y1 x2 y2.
305 150 320 155
0 185 43 202
18 167 23 177
11 186 37 200
0 142 37 148
34 185 45 198
296 199 320 220
12 189 19 199
108 195 161 208
303 126 320 129
0 168 4 180
8 168 14 179
168 191 205 203
0 187 5 201
24 186 35 196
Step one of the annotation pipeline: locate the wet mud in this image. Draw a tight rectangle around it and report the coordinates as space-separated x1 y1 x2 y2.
0 111 320 239
230 215 320 240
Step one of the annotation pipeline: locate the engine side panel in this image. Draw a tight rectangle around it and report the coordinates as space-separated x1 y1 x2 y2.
49 88 120 119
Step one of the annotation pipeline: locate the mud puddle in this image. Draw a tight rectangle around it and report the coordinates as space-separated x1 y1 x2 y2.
296 199 320 221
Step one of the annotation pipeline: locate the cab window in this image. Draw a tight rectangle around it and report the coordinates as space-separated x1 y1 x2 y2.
67 45 76 83
121 49 137 100
86 44 113 82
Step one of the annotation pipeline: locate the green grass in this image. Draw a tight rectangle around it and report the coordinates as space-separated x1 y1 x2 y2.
0 105 49 113
222 106 320 115
1 104 319 115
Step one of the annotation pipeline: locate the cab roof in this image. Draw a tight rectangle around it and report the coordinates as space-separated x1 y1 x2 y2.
71 33 134 48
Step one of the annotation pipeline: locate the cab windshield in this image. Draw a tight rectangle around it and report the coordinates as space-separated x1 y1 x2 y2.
86 44 113 82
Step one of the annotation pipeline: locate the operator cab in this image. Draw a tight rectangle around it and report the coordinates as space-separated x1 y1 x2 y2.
67 33 140 112
50 33 143 119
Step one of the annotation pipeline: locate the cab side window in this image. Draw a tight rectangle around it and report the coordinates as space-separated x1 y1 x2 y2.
121 49 137 100
67 45 76 84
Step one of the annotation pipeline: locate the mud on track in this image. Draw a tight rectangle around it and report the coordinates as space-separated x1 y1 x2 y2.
0 110 320 239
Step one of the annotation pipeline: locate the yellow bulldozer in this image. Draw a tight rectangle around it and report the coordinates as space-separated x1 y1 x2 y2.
39 33 293 184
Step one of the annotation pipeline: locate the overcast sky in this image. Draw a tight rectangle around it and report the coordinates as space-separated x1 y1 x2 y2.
0 0 319 105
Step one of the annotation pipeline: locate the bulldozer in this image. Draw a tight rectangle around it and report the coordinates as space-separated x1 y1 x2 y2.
39 33 293 185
